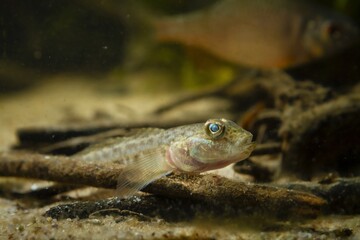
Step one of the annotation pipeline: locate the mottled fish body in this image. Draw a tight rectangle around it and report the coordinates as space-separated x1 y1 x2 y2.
154 0 358 69
79 119 255 198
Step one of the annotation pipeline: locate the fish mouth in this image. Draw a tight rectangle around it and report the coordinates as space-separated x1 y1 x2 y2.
235 136 255 149
226 140 256 162
243 141 256 149
237 141 256 155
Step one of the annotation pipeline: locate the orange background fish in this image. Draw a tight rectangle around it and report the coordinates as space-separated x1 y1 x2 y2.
154 0 358 69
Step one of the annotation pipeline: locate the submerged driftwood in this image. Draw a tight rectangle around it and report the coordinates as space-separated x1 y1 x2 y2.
0 151 325 219
44 175 360 222
276 177 360 214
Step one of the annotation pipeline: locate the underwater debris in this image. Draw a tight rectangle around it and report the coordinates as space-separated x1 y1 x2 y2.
0 151 325 219
254 72 360 179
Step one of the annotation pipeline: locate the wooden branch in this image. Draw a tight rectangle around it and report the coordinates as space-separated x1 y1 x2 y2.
276 177 360 214
0 151 120 189
0 151 325 219
153 70 261 114
45 175 360 220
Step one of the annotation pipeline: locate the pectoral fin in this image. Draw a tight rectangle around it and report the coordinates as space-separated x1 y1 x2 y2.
116 146 172 198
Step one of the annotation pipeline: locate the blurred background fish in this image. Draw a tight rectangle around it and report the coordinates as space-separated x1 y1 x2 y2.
154 0 359 69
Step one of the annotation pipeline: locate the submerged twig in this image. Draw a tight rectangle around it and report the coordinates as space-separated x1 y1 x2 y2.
0 151 120 189
35 128 143 155
0 151 325 218
275 177 360 214
250 142 281 156
153 70 263 114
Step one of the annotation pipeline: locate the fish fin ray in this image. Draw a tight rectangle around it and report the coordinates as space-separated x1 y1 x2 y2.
116 146 172 198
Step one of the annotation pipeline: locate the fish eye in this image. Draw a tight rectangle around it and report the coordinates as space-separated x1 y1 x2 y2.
205 121 225 139
209 123 220 133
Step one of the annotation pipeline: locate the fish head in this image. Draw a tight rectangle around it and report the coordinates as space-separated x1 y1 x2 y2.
303 15 359 59
168 118 255 172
